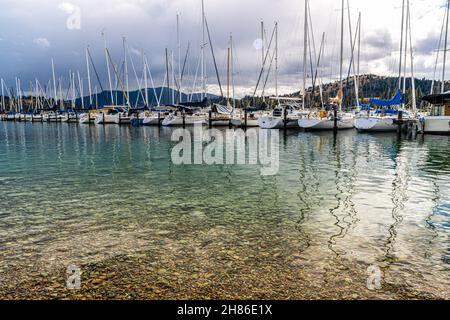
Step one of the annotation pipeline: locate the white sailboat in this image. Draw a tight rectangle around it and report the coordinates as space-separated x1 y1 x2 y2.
298 0 355 131
422 0 450 135
355 0 417 132
162 109 207 126
259 103 304 129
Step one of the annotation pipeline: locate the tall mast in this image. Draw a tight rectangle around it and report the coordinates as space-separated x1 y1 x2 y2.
302 0 308 109
51 59 57 107
1 79 5 112
261 19 265 72
403 6 408 104
86 47 93 107
70 71 75 109
231 34 236 108
143 51 149 107
227 46 231 106
177 13 182 103
102 32 114 105
123 37 130 108
442 0 449 93
398 0 405 90
357 12 361 106
407 0 416 113
77 70 84 109
59 77 63 109
339 0 344 111
172 52 175 104
275 22 279 102
166 48 170 105
201 0 206 100
346 1 360 108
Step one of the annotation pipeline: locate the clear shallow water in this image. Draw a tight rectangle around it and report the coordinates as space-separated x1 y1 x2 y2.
0 122 449 297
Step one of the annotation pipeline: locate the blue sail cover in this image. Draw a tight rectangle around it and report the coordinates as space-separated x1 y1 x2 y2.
369 89 403 107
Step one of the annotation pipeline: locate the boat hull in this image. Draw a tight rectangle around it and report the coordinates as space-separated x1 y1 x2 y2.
355 117 397 132
299 117 354 130
162 115 206 126
113 114 131 124
231 118 260 127
423 116 450 135
94 114 116 125
142 116 161 126
258 117 299 129
61 115 80 123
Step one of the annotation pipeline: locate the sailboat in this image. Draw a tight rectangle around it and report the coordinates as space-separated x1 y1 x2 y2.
355 0 417 132
298 0 355 131
421 0 450 135
257 22 305 129
93 35 131 125
259 101 305 129
355 90 411 131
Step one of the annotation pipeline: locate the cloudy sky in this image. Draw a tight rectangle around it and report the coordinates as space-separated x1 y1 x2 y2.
0 0 448 98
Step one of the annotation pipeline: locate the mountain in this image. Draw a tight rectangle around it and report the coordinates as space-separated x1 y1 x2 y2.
288 74 450 107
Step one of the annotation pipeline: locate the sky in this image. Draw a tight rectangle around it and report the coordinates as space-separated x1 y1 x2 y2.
0 0 448 98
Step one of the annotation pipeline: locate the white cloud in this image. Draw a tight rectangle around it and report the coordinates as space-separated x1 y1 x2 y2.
58 2 77 14
33 37 51 49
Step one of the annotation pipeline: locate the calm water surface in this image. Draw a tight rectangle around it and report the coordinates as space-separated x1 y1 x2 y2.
0 122 449 296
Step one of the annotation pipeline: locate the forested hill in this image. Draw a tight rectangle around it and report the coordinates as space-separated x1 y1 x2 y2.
289 74 450 107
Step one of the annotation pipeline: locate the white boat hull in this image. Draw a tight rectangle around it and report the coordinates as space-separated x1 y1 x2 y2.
142 116 161 126
162 115 206 126
61 114 80 123
25 115 43 122
423 116 450 135
79 115 96 124
258 116 299 129
354 117 397 132
94 114 116 125
43 114 63 122
112 114 131 124
299 117 354 130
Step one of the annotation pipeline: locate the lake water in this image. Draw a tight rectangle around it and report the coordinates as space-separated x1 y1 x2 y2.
0 122 448 298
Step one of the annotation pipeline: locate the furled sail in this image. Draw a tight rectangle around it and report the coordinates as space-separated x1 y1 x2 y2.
369 89 403 107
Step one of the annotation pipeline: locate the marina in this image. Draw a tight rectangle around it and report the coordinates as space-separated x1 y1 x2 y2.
0 0 449 302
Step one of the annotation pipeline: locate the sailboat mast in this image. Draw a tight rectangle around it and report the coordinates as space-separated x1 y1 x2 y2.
166 48 170 105
201 0 206 100
103 32 114 105
59 77 63 109
1 79 5 112
144 52 149 107
357 12 361 106
123 37 130 108
172 52 175 104
86 48 93 107
77 70 84 109
407 0 416 113
261 19 265 73
231 34 236 108
275 22 279 102
51 59 57 107
442 0 449 93
339 0 344 111
227 46 230 105
177 13 182 103
398 0 405 90
302 0 308 110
